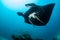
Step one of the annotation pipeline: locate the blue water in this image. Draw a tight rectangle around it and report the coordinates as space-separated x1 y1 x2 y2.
0 0 60 40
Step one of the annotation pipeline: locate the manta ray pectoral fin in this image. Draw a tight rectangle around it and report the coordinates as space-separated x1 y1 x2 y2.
43 3 55 14
42 3 55 23
25 3 36 7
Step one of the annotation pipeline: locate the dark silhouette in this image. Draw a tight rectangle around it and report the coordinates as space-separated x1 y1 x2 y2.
12 33 43 40
17 3 55 26
12 34 32 40
53 37 57 40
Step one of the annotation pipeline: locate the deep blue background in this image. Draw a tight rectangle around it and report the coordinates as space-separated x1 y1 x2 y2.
0 0 60 40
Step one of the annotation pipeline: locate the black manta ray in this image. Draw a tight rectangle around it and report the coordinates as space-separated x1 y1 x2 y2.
17 3 55 26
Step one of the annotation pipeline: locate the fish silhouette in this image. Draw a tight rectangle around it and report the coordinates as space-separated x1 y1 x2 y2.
17 3 55 26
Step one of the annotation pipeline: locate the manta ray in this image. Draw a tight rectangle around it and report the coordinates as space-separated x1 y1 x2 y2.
17 3 55 26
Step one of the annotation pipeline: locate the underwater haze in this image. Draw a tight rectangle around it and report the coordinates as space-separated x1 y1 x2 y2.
0 0 60 40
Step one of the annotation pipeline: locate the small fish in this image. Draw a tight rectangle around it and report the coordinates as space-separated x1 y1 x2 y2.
17 3 55 26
